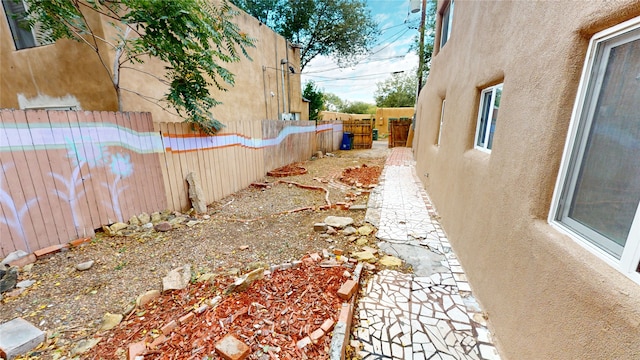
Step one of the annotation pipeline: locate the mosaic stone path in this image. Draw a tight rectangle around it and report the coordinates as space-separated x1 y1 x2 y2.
353 147 501 360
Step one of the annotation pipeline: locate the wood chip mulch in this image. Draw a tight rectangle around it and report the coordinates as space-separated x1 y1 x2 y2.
266 163 308 177
340 164 382 186
90 258 349 359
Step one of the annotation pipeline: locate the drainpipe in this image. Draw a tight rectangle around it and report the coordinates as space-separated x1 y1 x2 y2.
281 59 288 118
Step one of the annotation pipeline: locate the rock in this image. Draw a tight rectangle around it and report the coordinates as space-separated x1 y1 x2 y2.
202 214 211 220
76 260 94 271
136 290 161 307
162 265 191 292
21 264 34 273
225 268 264 294
142 222 153 230
185 220 199 227
326 226 338 235
0 318 46 359
323 216 354 229
315 151 323 159
151 212 163 223
4 288 24 297
16 280 35 289
99 313 123 331
379 255 402 267
342 226 357 236
186 172 207 214
197 273 216 283
356 238 368 246
109 222 128 233
71 337 102 356
8 253 36 268
349 204 367 211
351 251 376 263
0 266 18 293
215 334 250 360
362 246 378 254
239 245 249 251
154 222 172 232
128 215 140 226
138 212 151 224
348 236 358 242
313 223 328 232
357 225 374 236
1 250 28 267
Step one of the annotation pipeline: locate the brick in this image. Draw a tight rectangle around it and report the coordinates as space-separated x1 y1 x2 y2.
309 253 321 262
9 253 36 268
69 237 91 247
333 249 344 256
128 341 146 360
161 320 178 336
33 244 68 258
178 312 194 325
337 279 357 300
136 290 160 307
296 336 312 349
338 303 351 324
309 328 324 343
0 318 45 360
320 318 335 333
149 334 167 349
215 334 250 360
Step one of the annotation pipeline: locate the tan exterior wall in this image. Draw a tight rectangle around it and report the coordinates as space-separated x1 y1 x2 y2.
375 107 414 136
0 2 304 124
413 1 640 359
318 111 353 121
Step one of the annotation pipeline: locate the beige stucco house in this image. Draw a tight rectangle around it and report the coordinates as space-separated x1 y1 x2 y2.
0 0 307 123
375 107 414 137
413 1 640 358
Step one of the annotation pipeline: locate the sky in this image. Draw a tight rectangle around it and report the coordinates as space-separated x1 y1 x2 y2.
300 0 422 104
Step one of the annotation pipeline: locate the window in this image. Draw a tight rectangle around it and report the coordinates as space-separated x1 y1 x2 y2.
474 84 502 152
552 17 640 279
437 99 445 146
2 0 51 50
440 0 454 48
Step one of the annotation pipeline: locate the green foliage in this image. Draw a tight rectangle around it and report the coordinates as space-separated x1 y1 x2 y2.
340 101 375 115
24 0 255 134
323 92 344 112
410 0 437 87
232 0 378 70
374 72 417 108
302 81 324 121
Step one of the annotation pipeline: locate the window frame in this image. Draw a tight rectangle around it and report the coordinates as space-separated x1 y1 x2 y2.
436 99 445 146
2 0 51 50
474 83 502 153
439 0 454 49
550 15 640 282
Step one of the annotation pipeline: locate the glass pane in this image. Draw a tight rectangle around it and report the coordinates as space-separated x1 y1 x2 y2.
440 2 451 47
487 86 502 149
476 91 492 147
568 37 640 257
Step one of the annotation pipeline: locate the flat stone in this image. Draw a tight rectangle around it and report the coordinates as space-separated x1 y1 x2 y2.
71 337 102 356
138 212 151 224
357 225 374 236
136 290 160 307
109 222 128 233
356 238 368 246
342 226 357 235
154 222 172 232
349 204 367 211
99 313 123 331
225 268 264 294
196 273 216 283
76 260 94 271
162 265 191 291
324 216 354 229
0 318 46 359
313 223 328 232
379 255 402 267
1 250 29 267
186 172 207 214
378 243 447 277
351 251 376 262
150 212 162 223
128 215 140 226
215 334 250 360
16 280 35 289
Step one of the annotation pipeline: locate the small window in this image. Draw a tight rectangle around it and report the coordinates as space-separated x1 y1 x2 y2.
552 17 640 279
437 99 445 146
440 0 454 48
474 84 502 152
2 0 51 50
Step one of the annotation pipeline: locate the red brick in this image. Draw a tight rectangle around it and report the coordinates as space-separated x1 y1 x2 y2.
333 249 344 256
215 334 250 360
338 303 351 324
69 237 91 247
161 320 178 335
320 318 335 333
128 341 146 360
296 336 312 349
9 253 36 268
178 312 195 325
337 279 357 300
33 244 68 258
150 334 167 349
309 328 324 343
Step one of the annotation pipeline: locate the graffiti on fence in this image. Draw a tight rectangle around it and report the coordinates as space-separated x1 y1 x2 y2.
0 163 38 252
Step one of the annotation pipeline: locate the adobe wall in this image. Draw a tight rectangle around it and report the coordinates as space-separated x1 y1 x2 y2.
375 107 414 136
413 1 640 359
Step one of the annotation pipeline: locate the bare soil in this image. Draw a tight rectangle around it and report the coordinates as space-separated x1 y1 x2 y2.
0 143 391 359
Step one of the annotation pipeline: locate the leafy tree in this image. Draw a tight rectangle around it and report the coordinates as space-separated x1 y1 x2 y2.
410 0 437 89
323 92 344 112
374 71 417 108
232 0 378 70
302 81 324 121
23 0 254 134
340 101 375 115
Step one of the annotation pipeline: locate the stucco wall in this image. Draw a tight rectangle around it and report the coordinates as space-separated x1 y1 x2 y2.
413 1 640 359
375 107 414 136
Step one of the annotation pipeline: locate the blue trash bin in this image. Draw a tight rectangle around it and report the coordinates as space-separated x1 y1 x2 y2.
341 132 353 150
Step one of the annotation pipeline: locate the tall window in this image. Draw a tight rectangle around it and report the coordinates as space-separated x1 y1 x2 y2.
553 17 640 279
440 0 454 48
2 0 51 50
474 84 502 152
437 99 445 146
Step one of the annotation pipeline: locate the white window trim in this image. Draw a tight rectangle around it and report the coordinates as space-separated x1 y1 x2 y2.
439 0 454 49
549 15 640 283
474 84 502 153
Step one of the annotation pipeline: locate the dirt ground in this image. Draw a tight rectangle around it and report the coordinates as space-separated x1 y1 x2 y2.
0 141 391 359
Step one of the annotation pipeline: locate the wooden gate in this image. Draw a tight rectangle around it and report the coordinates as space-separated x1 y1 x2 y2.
389 119 412 148
343 120 372 149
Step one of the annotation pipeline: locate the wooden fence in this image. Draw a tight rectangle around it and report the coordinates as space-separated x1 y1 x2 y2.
389 119 412 148
313 120 343 154
343 120 373 149
0 110 166 256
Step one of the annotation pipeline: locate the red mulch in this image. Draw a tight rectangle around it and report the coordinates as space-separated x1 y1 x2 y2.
267 163 308 177
340 164 382 186
89 260 349 359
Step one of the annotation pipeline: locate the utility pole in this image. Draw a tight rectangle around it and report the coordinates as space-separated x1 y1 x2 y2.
416 0 427 97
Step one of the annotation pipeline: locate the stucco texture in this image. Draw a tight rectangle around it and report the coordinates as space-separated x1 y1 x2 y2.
375 107 414 136
413 1 640 359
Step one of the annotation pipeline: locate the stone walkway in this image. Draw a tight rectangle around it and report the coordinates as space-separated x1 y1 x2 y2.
353 147 501 360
